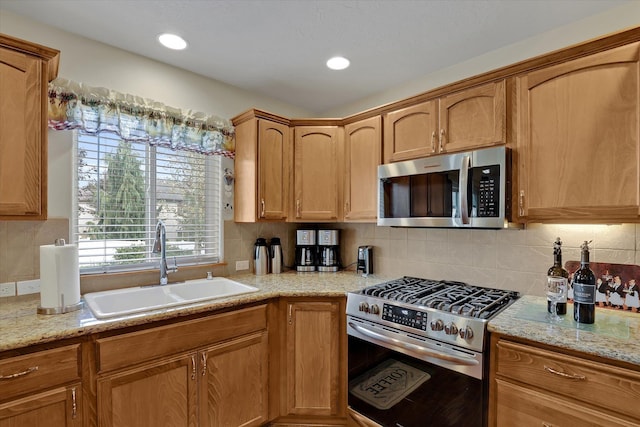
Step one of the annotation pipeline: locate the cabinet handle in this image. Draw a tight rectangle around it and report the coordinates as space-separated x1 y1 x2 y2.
519 190 525 216
191 355 196 380
201 353 207 377
543 365 586 381
260 198 265 218
296 200 301 218
0 366 38 380
288 304 293 325
345 201 349 215
430 131 436 153
71 387 77 419
439 129 446 152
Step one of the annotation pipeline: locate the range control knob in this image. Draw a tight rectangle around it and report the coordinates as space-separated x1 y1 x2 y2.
370 304 380 315
430 319 444 331
459 326 474 340
359 302 369 313
444 323 458 335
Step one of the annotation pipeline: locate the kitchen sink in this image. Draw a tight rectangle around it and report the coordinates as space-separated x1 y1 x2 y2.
84 277 259 319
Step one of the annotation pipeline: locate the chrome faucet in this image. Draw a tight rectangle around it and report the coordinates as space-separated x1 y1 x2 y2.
152 220 177 285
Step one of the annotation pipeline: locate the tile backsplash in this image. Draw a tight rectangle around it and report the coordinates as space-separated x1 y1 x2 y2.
2 218 638 300
224 222 640 298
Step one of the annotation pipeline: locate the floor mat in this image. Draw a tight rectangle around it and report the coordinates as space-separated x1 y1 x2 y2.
349 359 431 410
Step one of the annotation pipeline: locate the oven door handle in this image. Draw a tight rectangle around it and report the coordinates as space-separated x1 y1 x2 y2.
348 322 479 366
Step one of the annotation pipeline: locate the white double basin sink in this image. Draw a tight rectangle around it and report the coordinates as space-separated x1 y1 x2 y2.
84 277 259 319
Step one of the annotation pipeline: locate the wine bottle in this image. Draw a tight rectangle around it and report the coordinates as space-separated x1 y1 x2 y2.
547 237 569 315
573 240 596 324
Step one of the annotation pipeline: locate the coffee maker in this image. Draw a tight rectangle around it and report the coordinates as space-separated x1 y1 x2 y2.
318 230 340 272
295 230 317 272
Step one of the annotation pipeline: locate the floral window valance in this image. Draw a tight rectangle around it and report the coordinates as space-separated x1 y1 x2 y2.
48 78 235 157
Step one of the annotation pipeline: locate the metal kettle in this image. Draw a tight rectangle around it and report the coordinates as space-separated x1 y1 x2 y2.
269 237 283 274
253 238 268 275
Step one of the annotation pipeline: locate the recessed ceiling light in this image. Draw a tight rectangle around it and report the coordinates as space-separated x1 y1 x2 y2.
158 33 187 50
326 56 350 70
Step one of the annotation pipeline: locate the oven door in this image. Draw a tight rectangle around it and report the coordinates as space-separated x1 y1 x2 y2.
347 317 487 427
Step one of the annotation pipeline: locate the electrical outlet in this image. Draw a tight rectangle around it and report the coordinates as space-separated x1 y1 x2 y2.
0 282 16 297
17 279 41 295
235 260 250 271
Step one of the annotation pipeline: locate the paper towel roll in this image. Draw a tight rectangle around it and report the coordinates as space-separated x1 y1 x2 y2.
39 243 80 309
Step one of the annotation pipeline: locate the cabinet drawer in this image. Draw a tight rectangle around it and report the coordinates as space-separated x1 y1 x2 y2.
496 341 640 421
496 379 637 427
0 344 80 402
97 304 267 373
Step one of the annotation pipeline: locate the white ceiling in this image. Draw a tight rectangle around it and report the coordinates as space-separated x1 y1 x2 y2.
0 0 630 114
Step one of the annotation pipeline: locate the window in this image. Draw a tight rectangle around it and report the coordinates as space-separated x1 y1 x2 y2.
73 131 222 273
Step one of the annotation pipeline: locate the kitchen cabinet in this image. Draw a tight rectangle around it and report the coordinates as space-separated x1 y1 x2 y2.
0 344 82 427
293 126 343 221
233 110 291 222
490 337 640 426
344 116 381 222
0 34 59 219
278 298 347 424
515 42 640 222
95 305 268 427
383 80 505 163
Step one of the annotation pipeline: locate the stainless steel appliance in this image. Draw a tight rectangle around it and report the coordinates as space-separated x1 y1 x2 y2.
378 146 510 228
318 230 340 272
295 229 317 272
253 238 268 275
347 276 519 426
356 246 373 277
269 237 283 274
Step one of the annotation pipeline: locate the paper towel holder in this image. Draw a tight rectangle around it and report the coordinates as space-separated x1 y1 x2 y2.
37 238 84 315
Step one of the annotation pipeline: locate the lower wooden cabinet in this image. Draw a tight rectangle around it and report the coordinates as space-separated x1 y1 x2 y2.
277 298 347 425
0 385 82 427
490 336 640 426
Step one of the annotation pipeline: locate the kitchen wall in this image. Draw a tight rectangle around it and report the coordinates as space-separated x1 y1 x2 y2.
224 222 640 298
1 7 639 296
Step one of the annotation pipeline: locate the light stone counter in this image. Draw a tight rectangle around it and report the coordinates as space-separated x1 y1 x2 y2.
0 271 386 353
488 295 640 367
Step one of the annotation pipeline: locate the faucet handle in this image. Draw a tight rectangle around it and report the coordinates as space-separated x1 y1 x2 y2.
170 256 178 273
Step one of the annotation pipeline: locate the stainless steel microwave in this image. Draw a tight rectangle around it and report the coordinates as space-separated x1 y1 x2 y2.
377 146 510 228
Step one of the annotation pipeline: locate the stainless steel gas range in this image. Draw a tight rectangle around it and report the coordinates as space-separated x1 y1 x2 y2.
346 276 519 427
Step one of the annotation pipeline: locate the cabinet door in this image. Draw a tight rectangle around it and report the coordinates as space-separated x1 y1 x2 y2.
0 46 43 217
516 42 640 221
344 116 381 222
200 331 269 427
293 126 341 221
258 119 290 220
0 385 81 427
439 80 505 153
495 380 638 427
383 100 438 163
283 299 345 417
97 354 198 427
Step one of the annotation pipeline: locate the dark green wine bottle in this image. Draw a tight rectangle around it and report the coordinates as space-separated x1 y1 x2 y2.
547 237 568 315
573 241 596 324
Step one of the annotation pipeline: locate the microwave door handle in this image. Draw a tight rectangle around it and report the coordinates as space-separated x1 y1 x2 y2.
348 322 479 366
459 155 471 225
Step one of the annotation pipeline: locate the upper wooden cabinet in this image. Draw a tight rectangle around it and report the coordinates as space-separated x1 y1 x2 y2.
0 35 59 220
383 80 505 163
292 126 342 222
233 110 290 222
516 42 640 222
344 116 381 222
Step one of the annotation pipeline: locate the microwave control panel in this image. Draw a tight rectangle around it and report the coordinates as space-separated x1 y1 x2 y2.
472 165 500 217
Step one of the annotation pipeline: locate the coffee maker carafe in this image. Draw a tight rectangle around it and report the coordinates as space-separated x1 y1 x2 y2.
318 230 340 272
295 230 317 272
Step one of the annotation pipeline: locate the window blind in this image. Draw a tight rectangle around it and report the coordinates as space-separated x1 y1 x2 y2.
73 131 222 273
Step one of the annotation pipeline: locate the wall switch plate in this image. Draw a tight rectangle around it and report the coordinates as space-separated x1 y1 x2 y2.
17 279 41 295
236 260 250 271
0 282 16 297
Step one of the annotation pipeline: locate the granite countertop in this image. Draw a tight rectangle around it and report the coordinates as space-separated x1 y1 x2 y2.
488 295 640 367
0 271 386 353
